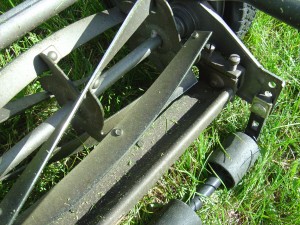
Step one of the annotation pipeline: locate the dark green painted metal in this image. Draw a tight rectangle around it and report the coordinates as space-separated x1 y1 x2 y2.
18 85 230 225
39 53 105 141
209 132 260 188
244 0 300 29
0 35 161 181
15 31 212 225
0 8 125 109
0 77 87 124
168 0 285 105
0 0 152 222
188 176 221 211
78 87 232 225
149 200 202 225
0 0 78 49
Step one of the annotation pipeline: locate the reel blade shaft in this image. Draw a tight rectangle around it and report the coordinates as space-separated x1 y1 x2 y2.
0 36 160 179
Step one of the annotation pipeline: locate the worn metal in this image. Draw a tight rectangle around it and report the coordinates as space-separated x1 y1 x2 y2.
0 35 160 182
198 47 244 92
128 0 182 70
0 104 70 179
0 0 296 224
250 96 273 119
170 0 284 105
16 31 211 225
39 53 105 140
16 83 231 225
149 200 202 225
0 8 124 109
0 0 78 49
188 177 221 211
245 91 274 140
51 68 197 163
93 36 162 96
0 1 154 223
0 77 88 123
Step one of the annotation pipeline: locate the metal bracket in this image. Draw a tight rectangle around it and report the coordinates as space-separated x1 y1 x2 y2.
128 0 182 70
245 92 274 140
39 53 105 141
250 95 273 119
169 0 284 105
14 31 212 224
197 44 245 93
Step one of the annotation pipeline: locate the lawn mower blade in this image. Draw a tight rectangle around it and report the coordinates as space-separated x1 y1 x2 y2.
0 36 161 180
15 31 211 225
0 7 124 109
0 0 153 223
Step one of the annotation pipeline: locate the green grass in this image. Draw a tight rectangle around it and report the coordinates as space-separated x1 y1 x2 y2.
0 1 299 224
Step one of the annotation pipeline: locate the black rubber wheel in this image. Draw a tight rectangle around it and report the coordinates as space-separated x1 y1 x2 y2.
103 0 256 39
222 2 256 38
209 1 256 38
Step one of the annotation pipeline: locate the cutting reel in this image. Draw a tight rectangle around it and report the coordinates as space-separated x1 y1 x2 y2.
0 0 298 224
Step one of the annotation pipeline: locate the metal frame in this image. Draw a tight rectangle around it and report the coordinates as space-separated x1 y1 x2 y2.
0 0 296 224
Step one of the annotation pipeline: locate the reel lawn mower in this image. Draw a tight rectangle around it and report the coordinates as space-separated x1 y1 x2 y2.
0 0 299 224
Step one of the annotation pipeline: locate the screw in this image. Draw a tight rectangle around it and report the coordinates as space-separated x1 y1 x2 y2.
191 31 199 39
47 51 58 61
264 91 273 98
205 44 215 55
113 128 123 136
229 54 240 71
263 91 273 102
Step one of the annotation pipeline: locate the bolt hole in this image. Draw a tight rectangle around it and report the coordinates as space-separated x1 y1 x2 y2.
268 81 276 89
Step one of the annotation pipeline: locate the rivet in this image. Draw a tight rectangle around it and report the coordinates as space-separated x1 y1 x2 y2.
92 78 101 89
191 31 199 39
47 51 58 61
113 128 123 136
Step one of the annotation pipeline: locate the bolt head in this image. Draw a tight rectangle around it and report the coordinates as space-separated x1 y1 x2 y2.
47 51 58 61
113 128 123 136
191 31 199 39
205 44 215 53
92 78 101 89
229 54 241 66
